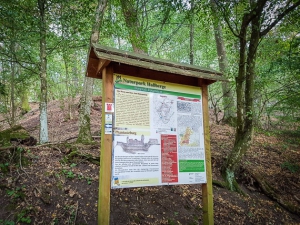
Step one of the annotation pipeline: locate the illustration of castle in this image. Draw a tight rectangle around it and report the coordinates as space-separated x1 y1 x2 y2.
116 135 159 153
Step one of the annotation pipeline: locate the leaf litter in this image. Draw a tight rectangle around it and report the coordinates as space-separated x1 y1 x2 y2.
0 97 299 224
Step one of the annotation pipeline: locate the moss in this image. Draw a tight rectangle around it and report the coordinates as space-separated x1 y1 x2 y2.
76 115 94 144
0 125 30 146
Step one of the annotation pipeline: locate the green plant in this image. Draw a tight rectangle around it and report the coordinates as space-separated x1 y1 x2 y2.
281 161 300 173
0 162 9 173
167 219 176 225
70 163 77 168
86 177 92 185
281 143 289 151
6 186 26 199
17 147 24 153
16 210 31 224
66 171 75 178
0 219 15 225
52 217 59 225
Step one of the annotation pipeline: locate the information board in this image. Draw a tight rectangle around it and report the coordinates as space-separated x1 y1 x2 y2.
111 74 206 188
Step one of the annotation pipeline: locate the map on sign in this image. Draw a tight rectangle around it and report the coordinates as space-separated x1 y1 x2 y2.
177 101 202 147
153 95 176 128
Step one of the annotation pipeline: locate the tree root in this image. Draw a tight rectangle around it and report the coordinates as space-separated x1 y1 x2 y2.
63 150 100 165
212 179 247 196
0 146 18 151
220 168 248 196
25 143 100 165
212 179 226 188
248 169 300 216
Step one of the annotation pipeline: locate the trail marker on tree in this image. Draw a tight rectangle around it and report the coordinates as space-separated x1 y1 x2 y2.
86 44 225 225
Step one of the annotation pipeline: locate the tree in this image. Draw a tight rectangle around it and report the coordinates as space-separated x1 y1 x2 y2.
0 1 39 127
77 0 108 143
210 0 235 124
213 0 300 191
256 27 300 129
119 0 148 54
189 0 195 65
38 0 49 144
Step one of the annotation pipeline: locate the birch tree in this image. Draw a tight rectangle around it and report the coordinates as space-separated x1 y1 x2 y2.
38 0 49 144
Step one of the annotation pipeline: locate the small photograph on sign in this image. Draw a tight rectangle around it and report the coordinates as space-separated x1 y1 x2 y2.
105 103 114 113
105 114 113 123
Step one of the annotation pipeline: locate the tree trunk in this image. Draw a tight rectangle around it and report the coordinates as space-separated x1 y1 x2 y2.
189 0 194 65
210 0 235 124
38 0 48 144
20 90 30 114
62 52 73 120
77 0 108 143
120 0 148 54
60 3 73 120
10 42 16 127
77 77 94 143
221 19 254 191
221 0 269 191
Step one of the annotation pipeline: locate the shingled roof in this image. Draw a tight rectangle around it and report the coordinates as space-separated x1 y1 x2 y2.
86 43 225 85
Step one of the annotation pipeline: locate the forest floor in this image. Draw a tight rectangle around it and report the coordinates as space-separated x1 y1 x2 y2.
0 97 300 225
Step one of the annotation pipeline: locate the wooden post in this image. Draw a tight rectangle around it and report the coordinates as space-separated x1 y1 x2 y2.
201 85 214 225
98 66 114 225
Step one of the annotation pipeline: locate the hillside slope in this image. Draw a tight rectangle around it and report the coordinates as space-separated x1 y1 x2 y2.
0 98 299 224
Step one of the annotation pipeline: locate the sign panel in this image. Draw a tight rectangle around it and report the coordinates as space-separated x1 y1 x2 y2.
111 74 206 188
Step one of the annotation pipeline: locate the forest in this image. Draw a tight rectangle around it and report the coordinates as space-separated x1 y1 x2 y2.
0 0 300 224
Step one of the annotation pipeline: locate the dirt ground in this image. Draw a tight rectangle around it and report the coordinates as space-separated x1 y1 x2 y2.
0 97 299 225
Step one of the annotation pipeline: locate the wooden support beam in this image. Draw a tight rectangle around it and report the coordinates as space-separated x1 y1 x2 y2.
96 59 111 77
201 85 214 225
98 66 114 225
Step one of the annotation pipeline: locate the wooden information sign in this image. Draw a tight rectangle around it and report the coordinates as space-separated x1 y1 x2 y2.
86 44 225 225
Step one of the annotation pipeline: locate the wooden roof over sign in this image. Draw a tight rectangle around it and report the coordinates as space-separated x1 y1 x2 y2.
86 43 226 85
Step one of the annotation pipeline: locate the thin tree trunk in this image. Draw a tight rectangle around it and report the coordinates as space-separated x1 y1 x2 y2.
63 52 73 120
10 42 16 127
221 3 263 192
38 0 48 144
20 90 30 114
77 77 94 143
60 3 73 120
189 0 194 65
77 0 108 143
210 0 235 124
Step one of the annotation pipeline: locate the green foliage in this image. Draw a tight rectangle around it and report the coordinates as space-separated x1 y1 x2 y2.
281 162 300 173
254 22 300 129
6 186 26 200
0 162 9 173
0 82 6 96
62 169 75 179
86 177 92 185
70 163 77 168
16 209 31 224
167 218 177 225
0 220 15 225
